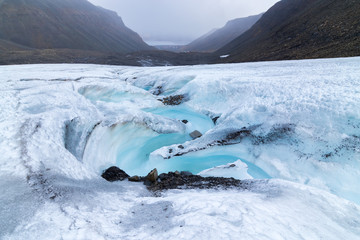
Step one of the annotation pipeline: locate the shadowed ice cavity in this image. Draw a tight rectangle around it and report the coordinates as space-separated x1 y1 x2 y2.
82 106 215 176
64 117 99 161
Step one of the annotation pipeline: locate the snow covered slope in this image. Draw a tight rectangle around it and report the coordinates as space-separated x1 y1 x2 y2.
1 58 360 239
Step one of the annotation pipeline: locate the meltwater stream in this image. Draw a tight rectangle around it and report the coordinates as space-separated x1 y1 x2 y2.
80 85 269 178
83 102 263 177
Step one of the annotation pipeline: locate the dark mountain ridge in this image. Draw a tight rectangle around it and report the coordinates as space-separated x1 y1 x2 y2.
0 0 153 53
182 14 262 52
217 0 360 62
1 0 359 66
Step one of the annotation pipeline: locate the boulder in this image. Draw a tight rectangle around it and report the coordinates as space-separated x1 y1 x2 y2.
212 116 220 124
128 176 141 182
190 130 202 139
158 173 168 181
180 171 193 176
102 166 129 182
146 168 158 182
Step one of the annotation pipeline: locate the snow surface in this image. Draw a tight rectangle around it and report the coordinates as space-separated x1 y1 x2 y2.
1 58 360 239
220 54 230 58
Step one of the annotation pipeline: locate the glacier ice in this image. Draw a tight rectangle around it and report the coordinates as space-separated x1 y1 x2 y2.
1 58 360 239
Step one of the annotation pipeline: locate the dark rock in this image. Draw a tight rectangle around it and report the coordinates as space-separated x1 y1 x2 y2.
160 95 186 105
169 148 173 153
143 180 153 186
180 171 193 176
212 116 220 124
148 171 242 191
152 86 163 96
102 166 130 182
181 120 188 124
229 164 236 168
190 130 202 139
158 173 168 181
178 145 184 149
146 168 158 182
100 167 244 192
128 176 141 182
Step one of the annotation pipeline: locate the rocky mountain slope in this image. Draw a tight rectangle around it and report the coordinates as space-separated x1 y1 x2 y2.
0 39 32 51
217 0 360 62
0 48 215 66
182 14 262 52
0 0 153 53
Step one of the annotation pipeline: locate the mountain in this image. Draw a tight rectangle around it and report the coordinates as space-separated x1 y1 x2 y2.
0 48 215 66
217 0 360 62
0 39 33 51
0 0 153 53
182 14 262 53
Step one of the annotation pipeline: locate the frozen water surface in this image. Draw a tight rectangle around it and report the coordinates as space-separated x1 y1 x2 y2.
1 58 360 239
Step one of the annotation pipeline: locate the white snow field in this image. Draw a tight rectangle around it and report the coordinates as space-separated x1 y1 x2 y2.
1 57 360 239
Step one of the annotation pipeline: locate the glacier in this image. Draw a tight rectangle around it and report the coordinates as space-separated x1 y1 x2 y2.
1 58 360 239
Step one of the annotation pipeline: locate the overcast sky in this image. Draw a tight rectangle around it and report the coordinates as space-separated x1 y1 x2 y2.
88 0 279 45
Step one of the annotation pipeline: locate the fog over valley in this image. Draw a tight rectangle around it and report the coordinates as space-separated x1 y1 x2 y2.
88 0 280 45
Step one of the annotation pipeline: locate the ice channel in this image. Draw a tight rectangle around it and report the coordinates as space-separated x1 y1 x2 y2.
69 58 360 205
80 86 267 178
